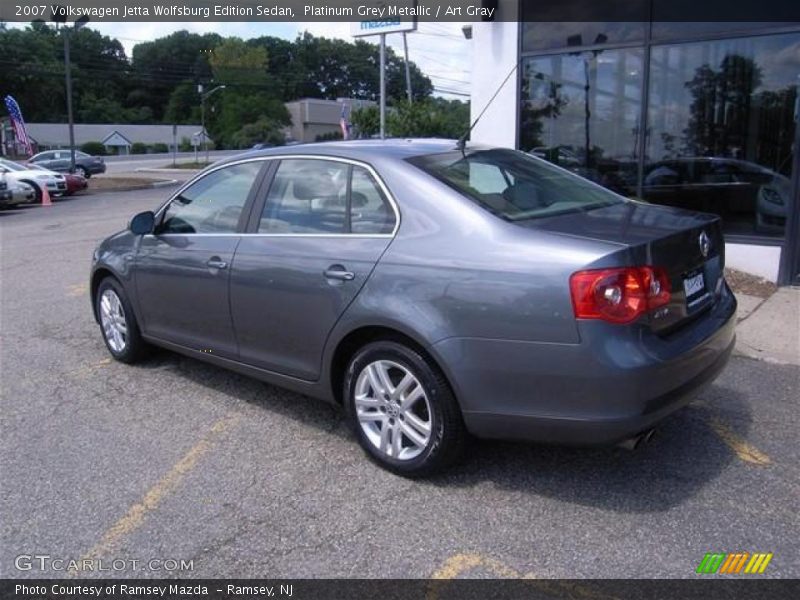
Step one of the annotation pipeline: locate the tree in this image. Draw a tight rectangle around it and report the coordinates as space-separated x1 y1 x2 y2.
387 98 469 138
229 118 286 148
351 106 380 137
206 38 289 148
683 54 763 157
130 30 221 121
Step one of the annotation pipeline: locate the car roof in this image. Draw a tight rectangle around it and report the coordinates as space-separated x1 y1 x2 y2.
220 138 471 165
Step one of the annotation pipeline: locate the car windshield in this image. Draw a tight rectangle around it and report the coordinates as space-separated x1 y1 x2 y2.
407 148 625 222
0 158 26 172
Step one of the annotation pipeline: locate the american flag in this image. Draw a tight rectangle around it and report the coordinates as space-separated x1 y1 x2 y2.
339 104 350 141
4 95 33 156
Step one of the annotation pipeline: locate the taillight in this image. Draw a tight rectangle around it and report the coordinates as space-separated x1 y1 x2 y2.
570 266 671 324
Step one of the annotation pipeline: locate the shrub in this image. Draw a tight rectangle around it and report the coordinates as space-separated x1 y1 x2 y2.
80 141 106 156
315 130 343 142
151 143 169 153
131 142 148 154
179 137 193 152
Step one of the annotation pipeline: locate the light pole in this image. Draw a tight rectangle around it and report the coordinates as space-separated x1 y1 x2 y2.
199 84 225 164
52 13 90 173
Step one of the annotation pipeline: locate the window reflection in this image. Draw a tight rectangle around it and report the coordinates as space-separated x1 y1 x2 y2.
645 33 799 237
519 30 800 240
520 49 643 194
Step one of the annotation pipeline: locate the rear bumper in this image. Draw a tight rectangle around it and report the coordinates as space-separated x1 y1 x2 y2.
433 283 737 445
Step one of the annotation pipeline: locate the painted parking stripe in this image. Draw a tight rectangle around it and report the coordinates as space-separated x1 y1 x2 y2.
429 553 621 600
75 413 240 569
709 418 772 466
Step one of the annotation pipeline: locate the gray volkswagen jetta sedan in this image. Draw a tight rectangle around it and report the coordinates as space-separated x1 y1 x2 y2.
91 140 736 475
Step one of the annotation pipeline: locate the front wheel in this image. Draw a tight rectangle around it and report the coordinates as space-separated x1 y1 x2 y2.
344 340 467 476
96 277 147 363
76 166 89 179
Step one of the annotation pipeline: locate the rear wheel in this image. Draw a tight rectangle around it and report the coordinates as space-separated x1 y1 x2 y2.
75 166 88 179
344 340 467 476
96 277 147 363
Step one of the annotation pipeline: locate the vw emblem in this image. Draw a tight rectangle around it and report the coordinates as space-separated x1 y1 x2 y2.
699 231 711 258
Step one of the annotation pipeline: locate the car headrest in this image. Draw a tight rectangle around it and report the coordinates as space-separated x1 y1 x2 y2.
502 182 542 210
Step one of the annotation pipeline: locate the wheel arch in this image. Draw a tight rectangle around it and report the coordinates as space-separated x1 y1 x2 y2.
327 324 457 408
90 267 119 322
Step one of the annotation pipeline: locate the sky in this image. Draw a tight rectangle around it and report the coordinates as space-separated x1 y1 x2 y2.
85 21 473 99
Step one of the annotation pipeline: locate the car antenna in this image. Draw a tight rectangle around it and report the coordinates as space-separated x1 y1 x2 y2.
456 60 520 156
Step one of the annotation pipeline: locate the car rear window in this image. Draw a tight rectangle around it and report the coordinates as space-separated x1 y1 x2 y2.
407 148 625 222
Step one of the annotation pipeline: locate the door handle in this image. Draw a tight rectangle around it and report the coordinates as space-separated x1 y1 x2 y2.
323 266 355 281
207 258 228 270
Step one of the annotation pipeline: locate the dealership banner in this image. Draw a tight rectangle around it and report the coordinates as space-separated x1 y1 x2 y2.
2 579 800 600
1 0 799 22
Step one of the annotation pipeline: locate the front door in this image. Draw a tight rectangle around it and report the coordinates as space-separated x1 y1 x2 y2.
230 158 398 380
135 160 266 357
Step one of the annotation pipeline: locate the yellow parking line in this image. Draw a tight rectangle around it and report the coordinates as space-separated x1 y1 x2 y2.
431 552 523 579
709 418 772 466
429 553 621 600
66 283 88 297
69 358 111 379
76 413 240 567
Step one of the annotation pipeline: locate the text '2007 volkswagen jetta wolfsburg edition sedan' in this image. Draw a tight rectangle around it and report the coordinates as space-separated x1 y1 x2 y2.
91 140 736 475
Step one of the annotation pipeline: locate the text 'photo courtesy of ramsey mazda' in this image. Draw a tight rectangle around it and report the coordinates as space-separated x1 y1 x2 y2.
90 139 736 476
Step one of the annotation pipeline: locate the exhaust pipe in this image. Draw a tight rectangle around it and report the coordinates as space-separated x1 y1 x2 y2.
616 428 656 451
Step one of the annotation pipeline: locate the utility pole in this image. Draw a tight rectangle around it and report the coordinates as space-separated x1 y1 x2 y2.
200 84 225 164
403 32 413 103
54 15 88 173
379 34 386 139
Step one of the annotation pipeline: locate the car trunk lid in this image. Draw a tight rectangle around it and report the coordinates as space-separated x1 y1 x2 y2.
519 201 726 333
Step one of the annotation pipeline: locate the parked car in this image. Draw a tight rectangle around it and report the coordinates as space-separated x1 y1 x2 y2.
0 158 67 201
0 176 12 207
28 164 87 196
0 177 34 208
90 140 736 476
29 149 106 178
641 157 790 235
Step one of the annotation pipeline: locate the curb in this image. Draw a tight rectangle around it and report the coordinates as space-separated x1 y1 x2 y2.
83 179 179 194
136 167 202 174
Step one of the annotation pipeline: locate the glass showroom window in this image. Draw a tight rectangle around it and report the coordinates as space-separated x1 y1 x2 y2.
519 48 644 196
644 32 800 239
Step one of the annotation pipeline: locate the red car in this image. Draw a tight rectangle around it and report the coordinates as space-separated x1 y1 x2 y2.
27 164 88 196
63 172 88 195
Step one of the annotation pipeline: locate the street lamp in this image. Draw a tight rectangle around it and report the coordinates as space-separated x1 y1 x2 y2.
199 84 225 164
51 10 90 174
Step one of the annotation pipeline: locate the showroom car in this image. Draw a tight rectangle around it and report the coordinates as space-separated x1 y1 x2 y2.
0 158 67 201
29 149 106 178
90 140 737 476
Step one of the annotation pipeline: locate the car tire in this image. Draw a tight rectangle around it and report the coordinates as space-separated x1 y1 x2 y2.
76 167 89 179
344 340 467 477
21 180 42 203
95 277 147 363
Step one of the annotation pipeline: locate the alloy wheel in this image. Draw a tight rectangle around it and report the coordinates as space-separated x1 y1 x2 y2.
354 360 433 461
99 289 128 353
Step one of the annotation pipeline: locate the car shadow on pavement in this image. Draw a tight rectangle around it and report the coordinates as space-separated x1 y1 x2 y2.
131 350 752 513
427 385 753 513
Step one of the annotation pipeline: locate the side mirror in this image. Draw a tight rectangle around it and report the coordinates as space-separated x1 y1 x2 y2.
129 211 155 235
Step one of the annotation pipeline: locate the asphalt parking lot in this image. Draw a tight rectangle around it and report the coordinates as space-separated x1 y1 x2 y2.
1 188 798 580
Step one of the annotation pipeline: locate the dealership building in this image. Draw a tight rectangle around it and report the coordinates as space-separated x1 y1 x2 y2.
471 2 800 285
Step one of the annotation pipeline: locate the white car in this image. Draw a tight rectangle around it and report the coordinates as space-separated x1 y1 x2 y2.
0 158 67 200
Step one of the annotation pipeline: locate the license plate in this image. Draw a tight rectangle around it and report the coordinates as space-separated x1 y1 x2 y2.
683 271 705 299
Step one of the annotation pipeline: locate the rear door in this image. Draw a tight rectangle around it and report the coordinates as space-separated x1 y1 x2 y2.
135 160 267 357
230 157 398 380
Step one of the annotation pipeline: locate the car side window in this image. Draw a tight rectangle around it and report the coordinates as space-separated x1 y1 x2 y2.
158 162 262 234
350 166 396 234
258 159 349 234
